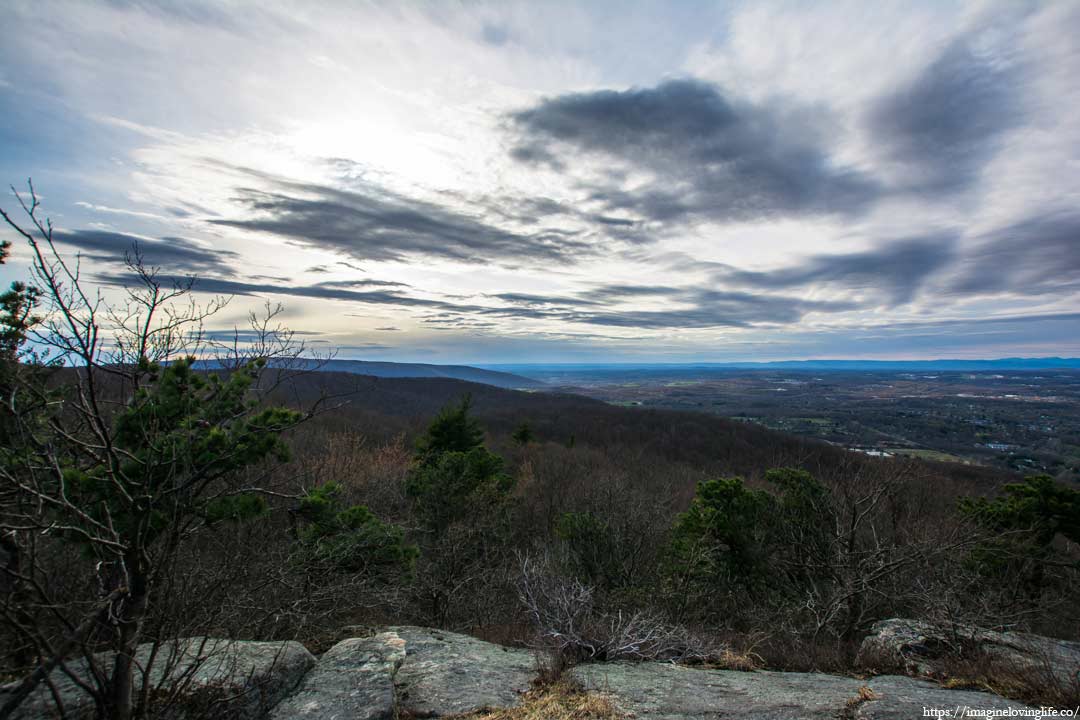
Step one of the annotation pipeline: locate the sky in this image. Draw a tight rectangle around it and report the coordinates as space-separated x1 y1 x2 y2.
2 0 1079 364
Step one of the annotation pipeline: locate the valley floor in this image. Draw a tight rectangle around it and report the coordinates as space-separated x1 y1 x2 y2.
525 369 1080 479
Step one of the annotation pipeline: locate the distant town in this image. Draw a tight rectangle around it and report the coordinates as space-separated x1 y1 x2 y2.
509 365 1080 479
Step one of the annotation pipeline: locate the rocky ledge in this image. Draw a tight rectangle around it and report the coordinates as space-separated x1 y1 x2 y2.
858 617 1080 688
2 626 1046 719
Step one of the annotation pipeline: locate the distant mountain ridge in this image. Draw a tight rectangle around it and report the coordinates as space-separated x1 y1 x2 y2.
270 359 544 389
484 357 1080 373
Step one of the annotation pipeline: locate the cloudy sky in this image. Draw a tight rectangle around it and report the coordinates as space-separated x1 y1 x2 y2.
2 0 1079 363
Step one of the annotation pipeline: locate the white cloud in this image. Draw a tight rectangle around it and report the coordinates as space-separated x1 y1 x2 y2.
1 0 1077 361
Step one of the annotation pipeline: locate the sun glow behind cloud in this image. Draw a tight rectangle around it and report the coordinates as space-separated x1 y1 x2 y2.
1 0 1079 363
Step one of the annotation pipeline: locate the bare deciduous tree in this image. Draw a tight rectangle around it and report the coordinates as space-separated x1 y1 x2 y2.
0 182 319 719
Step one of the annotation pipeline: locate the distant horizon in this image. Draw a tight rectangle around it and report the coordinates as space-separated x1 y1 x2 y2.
480 356 1080 367
306 355 1080 370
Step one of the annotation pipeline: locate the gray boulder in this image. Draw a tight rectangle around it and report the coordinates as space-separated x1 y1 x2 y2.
388 626 535 716
857 618 1080 687
571 662 1034 720
267 632 405 720
0 637 314 719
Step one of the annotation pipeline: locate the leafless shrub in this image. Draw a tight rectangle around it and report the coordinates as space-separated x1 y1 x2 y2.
853 621 1080 708
928 641 1079 708
517 552 720 666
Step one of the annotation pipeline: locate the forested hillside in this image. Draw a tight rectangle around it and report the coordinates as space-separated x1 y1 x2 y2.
5 365 1079 715
267 369 1012 494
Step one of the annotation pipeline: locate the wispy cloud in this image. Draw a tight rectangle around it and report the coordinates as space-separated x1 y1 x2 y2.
867 37 1024 195
54 230 239 276
1 0 1078 361
948 210 1080 297
210 171 592 266
714 234 957 306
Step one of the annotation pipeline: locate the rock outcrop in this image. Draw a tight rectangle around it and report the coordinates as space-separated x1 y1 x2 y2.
3 626 1050 719
572 662 1029 720
267 632 404 720
389 625 535 716
0 637 315 719
858 618 1080 687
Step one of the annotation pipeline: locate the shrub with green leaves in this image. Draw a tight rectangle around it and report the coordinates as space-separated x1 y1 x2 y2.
294 481 417 572
667 476 778 593
55 357 301 547
665 468 847 624
512 422 535 446
405 396 513 535
404 396 516 624
960 474 1080 595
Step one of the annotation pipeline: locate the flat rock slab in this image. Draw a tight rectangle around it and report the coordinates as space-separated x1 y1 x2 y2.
388 626 536 716
855 675 1034 720
571 663 1034 720
268 632 405 720
858 618 1080 688
0 637 314 719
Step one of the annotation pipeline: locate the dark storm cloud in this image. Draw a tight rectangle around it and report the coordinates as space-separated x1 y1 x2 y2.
949 210 1080 296
96 273 455 309
510 78 879 223
54 229 239 275
567 290 856 329
491 284 856 329
719 234 957 305
868 40 1022 194
210 179 591 265
96 271 853 331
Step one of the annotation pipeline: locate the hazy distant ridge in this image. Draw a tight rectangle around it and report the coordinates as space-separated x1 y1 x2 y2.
283 359 543 388
484 357 1080 373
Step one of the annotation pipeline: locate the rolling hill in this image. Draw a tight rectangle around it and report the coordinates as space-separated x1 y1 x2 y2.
198 358 544 389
